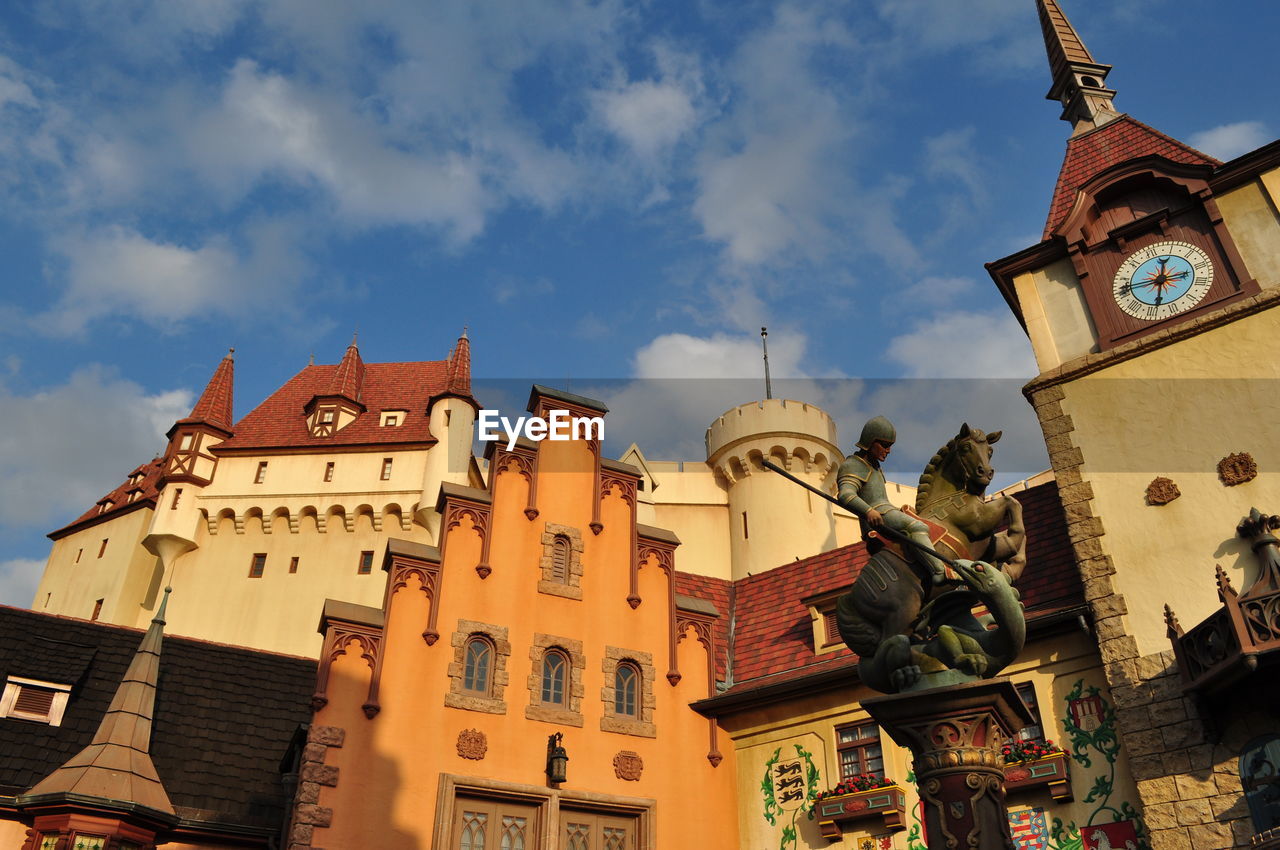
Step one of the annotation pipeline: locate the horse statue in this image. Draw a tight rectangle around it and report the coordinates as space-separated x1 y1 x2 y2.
836 422 1027 693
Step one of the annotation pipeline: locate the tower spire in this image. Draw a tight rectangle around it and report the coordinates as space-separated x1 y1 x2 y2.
447 328 471 396
23 588 176 815
183 348 235 433
327 336 366 403
1036 0 1120 135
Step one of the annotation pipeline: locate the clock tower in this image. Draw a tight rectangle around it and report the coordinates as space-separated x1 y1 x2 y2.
989 2 1280 848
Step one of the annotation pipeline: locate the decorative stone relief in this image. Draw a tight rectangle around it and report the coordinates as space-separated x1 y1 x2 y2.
456 729 487 760
1219 452 1258 486
1145 477 1181 506
613 750 643 781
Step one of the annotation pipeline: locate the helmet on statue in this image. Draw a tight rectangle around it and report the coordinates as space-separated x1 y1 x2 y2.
856 415 897 450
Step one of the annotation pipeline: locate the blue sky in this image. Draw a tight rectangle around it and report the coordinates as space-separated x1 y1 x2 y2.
1 0 1277 604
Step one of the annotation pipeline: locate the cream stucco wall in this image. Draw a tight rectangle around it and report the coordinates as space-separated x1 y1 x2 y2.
1013 257 1098 374
1059 306 1280 656
1216 165 1280 291
36 508 158 624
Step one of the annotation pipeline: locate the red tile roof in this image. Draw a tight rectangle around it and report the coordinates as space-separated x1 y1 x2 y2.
1043 115 1219 238
214 359 466 452
178 352 234 432
326 340 366 403
446 333 471 397
50 457 164 539
673 571 733 680
712 480 1083 699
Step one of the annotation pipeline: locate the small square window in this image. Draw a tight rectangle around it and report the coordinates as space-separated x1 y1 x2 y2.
249 553 266 578
75 548 82 564
836 721 884 780
358 550 374 574
255 462 268 484
324 461 334 482
1 677 72 726
1014 682 1045 743
384 414 398 427
179 433 196 451
381 458 393 481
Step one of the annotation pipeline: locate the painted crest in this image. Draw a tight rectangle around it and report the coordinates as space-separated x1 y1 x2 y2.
1068 692 1105 733
1081 820 1139 850
1007 808 1049 849
771 758 807 811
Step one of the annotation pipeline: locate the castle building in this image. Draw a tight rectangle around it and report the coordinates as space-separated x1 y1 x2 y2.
2 2 1280 849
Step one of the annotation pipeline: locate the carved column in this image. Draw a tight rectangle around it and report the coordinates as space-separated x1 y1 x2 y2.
863 679 1031 850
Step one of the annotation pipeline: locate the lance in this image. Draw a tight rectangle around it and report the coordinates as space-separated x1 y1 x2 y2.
760 458 960 568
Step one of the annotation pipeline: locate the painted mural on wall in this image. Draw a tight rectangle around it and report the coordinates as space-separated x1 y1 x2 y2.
761 744 820 850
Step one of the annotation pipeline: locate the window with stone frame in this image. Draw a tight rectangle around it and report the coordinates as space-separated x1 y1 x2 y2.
600 647 655 738
525 634 584 727
446 620 510 715
836 721 884 780
538 523 584 599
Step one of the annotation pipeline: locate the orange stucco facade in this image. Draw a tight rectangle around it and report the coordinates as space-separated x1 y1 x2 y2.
302 395 739 849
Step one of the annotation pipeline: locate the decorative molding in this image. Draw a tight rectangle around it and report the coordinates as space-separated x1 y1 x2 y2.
384 546 443 646
440 492 495 579
1218 452 1257 486
1145 477 1181 506
613 751 643 781
312 620 383 719
444 619 510 716
456 729 487 760
674 602 722 767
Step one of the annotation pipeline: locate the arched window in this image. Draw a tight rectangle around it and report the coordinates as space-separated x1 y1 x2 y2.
463 636 494 695
541 649 569 707
614 662 640 718
551 535 571 584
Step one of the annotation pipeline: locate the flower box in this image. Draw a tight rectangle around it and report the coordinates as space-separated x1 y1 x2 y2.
1003 751 1073 802
812 784 908 841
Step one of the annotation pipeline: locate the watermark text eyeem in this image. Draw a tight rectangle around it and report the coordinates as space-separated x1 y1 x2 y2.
477 409 604 450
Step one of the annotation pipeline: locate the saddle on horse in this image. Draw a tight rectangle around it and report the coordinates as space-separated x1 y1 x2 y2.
864 505 969 583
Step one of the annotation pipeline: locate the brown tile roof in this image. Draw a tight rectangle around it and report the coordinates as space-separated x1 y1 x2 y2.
326 341 366 404
713 481 1084 699
214 359 466 453
1043 115 1219 238
50 457 164 539
0 605 315 832
672 571 732 681
177 352 235 433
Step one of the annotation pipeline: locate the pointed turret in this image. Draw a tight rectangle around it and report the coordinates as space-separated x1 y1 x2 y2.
1036 0 1120 135
446 328 471 396
23 589 176 816
183 348 235 432
305 337 368 436
160 350 236 487
327 333 366 404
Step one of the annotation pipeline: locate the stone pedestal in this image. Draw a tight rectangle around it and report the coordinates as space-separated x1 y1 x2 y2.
863 678 1032 850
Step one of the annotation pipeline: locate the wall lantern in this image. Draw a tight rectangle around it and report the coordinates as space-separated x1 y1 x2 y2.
546 732 569 786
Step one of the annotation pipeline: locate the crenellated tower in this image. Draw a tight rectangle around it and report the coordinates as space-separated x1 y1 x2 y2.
705 399 842 580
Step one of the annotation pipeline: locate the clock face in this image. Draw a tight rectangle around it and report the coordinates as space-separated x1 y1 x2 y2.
1112 240 1214 321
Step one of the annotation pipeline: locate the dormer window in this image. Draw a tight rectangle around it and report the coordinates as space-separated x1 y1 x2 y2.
1 676 72 726
126 490 140 503
320 410 335 424
97 501 112 515
804 591 850 655
380 410 406 427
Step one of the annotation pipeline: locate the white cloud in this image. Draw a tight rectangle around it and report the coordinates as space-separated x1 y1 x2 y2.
0 558 42 608
0 366 192 531
39 219 311 334
1189 121 1269 161
597 80 697 159
886 310 1037 379
632 331 808 380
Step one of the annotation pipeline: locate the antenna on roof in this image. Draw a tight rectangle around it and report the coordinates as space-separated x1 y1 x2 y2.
308 352 314 366
761 327 773 400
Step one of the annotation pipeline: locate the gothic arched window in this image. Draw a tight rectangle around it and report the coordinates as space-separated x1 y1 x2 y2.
463 636 494 696
541 649 569 707
614 662 640 718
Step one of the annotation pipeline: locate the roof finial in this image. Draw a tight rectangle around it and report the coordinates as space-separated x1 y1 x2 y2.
350 329 359 348
461 324 468 339
228 346 235 358
308 352 315 366
1036 0 1120 135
